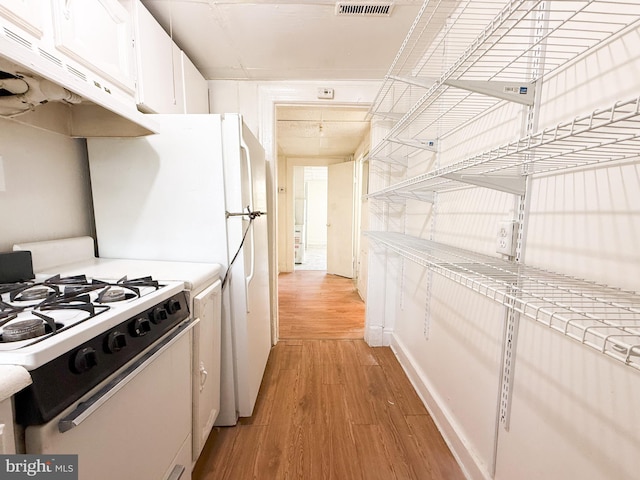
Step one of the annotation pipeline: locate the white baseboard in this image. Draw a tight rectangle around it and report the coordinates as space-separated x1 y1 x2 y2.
382 327 393 346
390 334 491 480
365 325 383 346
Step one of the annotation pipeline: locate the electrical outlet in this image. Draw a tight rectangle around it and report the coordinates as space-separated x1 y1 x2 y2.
496 220 517 256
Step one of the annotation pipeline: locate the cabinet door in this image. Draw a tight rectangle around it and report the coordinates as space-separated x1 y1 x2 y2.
181 51 209 114
133 0 184 113
0 397 17 454
192 280 221 460
51 0 135 93
0 0 44 37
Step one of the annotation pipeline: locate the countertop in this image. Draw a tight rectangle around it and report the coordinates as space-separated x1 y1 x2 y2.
0 365 31 402
39 258 222 292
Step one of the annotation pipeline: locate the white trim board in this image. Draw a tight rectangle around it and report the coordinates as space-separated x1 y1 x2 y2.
390 333 490 480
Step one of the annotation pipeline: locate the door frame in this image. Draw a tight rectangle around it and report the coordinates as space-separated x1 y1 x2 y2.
256 82 380 343
285 157 344 273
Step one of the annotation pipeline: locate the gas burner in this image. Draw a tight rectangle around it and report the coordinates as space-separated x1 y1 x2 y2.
9 284 59 303
2 319 46 342
18 287 51 301
97 286 131 303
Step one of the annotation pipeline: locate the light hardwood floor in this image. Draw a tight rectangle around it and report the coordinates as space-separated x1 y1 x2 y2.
278 271 365 339
192 272 465 480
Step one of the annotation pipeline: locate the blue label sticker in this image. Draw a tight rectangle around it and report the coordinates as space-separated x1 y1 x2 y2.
0 455 78 479
519 86 528 94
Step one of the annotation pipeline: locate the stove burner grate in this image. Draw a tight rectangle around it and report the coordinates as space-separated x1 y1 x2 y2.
0 282 35 296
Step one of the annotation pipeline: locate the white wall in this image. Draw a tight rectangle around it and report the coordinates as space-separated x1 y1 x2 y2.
0 118 93 253
305 178 327 247
368 14 640 480
208 80 380 278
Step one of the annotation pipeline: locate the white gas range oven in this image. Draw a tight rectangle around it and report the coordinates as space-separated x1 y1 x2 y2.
2 237 222 480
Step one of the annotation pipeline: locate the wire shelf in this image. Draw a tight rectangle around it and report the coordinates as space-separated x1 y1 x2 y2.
369 0 640 159
366 231 640 370
367 95 640 200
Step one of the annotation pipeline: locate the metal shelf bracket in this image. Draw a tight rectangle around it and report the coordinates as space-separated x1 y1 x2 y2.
388 74 437 89
388 137 438 152
442 173 526 195
443 79 537 106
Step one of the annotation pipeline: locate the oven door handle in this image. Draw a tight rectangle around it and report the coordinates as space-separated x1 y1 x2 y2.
58 320 196 433
167 464 185 480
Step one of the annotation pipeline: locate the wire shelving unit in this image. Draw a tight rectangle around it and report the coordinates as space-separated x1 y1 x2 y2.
369 0 640 161
368 95 640 201
366 231 640 370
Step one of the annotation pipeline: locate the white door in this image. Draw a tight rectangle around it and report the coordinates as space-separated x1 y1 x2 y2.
327 161 355 278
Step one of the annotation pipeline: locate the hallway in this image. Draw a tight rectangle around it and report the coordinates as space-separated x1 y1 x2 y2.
192 272 465 479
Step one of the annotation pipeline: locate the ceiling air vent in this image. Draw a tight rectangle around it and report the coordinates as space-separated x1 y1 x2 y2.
335 2 394 16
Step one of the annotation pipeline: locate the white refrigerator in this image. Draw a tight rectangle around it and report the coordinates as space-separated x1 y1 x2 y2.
86 114 271 425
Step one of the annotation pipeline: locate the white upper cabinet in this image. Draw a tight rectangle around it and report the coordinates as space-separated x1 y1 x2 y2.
51 0 136 94
181 51 209 114
133 0 184 114
0 0 44 38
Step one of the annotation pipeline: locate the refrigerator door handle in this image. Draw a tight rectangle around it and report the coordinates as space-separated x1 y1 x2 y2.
240 139 256 312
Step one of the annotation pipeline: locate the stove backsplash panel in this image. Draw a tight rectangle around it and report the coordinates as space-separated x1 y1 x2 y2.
0 117 94 252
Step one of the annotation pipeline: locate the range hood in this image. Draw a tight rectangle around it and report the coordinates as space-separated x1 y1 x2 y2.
0 63 82 116
0 32 158 138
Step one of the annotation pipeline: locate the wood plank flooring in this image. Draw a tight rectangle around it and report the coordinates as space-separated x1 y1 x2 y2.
192 271 465 480
192 340 465 480
278 272 365 339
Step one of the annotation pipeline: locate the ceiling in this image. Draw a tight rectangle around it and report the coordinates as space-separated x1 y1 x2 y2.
140 0 423 81
276 105 370 157
140 0 425 158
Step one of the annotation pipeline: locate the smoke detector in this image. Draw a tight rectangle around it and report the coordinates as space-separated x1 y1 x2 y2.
335 2 394 16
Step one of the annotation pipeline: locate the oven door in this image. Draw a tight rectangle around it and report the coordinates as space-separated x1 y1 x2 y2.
24 321 196 480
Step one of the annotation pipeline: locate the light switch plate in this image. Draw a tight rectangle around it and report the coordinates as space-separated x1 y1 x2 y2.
496 220 517 256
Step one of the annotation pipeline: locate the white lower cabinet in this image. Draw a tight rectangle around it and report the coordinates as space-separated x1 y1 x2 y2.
192 280 222 461
0 397 17 454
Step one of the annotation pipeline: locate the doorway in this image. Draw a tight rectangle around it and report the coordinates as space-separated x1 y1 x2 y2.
294 166 328 271
275 104 369 340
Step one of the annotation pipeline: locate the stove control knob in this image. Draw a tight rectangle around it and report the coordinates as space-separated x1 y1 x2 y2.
106 331 127 353
165 299 182 315
131 318 152 337
73 347 98 373
150 307 168 324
